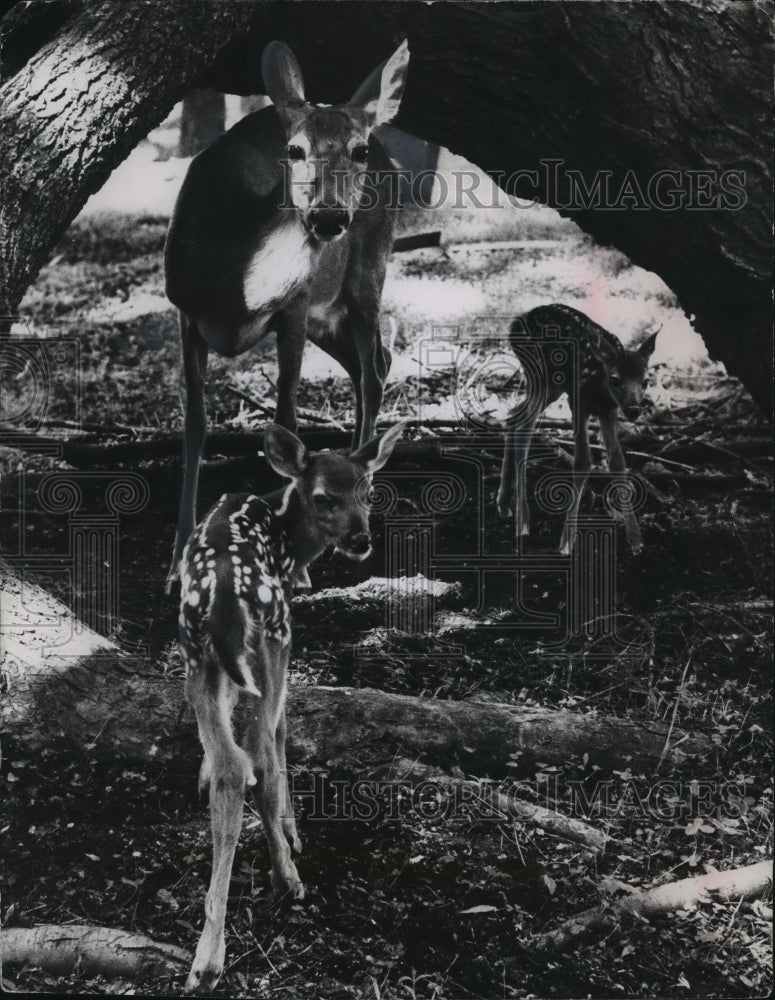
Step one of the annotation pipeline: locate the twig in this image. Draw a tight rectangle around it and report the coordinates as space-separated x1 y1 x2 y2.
553 437 697 472
225 384 342 427
226 384 273 415
656 644 694 773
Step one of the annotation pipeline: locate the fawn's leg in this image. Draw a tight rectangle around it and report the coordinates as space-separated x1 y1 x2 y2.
185 664 256 994
167 313 208 592
498 415 538 537
243 640 304 899
560 408 591 555
497 426 517 519
275 706 302 853
599 411 643 553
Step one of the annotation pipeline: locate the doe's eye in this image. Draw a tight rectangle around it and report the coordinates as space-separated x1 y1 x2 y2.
312 493 332 512
287 144 306 161
351 144 369 164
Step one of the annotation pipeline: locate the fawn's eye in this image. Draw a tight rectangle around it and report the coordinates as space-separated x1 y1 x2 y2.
608 373 622 387
351 144 369 164
287 144 306 161
312 493 332 512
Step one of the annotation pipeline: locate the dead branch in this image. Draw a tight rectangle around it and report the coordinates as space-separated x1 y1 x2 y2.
0 924 190 980
530 859 773 954
384 759 610 853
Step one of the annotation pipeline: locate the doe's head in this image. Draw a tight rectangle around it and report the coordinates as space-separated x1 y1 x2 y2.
264 422 404 562
262 40 410 243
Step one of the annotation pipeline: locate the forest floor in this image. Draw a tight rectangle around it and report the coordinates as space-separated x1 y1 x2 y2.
1 185 773 998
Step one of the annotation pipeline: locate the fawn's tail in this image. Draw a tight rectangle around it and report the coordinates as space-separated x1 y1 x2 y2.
207 593 263 698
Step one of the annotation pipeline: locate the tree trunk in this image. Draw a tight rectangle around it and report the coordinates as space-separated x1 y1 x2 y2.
0 0 82 82
178 88 226 157
209 1 773 414
1 2 770 410
0 0 253 315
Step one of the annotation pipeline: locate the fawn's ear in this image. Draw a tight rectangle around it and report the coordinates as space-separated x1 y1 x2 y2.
352 421 405 473
347 40 409 126
639 329 659 358
264 424 309 479
588 329 618 366
262 42 306 126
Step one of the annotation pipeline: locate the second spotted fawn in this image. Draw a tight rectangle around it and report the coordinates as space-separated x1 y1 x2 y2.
498 303 658 553
179 422 403 992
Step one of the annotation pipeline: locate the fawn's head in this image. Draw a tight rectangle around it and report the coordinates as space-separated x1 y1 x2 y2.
262 40 410 243
590 329 659 420
264 423 404 563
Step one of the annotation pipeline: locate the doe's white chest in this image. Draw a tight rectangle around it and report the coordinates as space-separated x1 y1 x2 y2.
242 220 316 315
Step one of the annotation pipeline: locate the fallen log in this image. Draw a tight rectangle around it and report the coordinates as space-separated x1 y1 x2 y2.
392 230 441 253
1 561 711 778
0 924 190 980
531 859 773 954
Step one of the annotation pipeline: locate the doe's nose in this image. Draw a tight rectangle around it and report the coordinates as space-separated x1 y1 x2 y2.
308 206 349 240
623 405 641 421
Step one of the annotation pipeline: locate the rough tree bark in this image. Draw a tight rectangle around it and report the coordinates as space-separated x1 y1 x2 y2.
0 0 82 81
0 0 254 315
0 1 771 409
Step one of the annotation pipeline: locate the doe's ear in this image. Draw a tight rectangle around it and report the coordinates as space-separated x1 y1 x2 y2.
348 39 409 126
262 41 306 118
264 424 309 480
352 421 406 473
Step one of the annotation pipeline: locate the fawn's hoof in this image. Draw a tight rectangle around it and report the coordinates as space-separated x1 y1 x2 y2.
271 869 305 901
291 566 312 592
185 961 223 995
496 495 513 519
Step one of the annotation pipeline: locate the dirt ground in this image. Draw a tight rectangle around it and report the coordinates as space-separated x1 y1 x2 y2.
2 203 773 998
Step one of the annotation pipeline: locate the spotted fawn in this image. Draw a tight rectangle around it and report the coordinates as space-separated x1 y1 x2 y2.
179 422 403 992
497 303 658 553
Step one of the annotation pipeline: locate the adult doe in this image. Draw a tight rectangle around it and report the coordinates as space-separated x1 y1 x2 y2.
165 40 410 588
179 421 403 992
497 303 658 553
